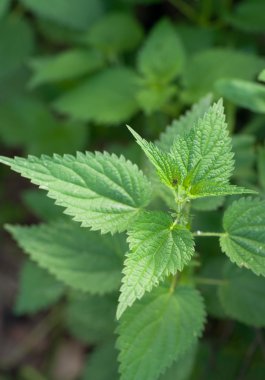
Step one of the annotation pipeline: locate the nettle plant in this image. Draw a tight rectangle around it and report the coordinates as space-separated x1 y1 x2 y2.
2 98 265 380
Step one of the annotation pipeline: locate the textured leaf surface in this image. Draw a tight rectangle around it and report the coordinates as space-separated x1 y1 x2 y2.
0 152 152 234
117 212 194 318
83 12 143 57
182 49 265 101
170 100 252 198
29 49 104 87
53 67 139 124
137 19 185 84
220 198 265 277
117 286 205 380
20 0 103 30
216 79 265 113
6 220 125 293
157 95 212 151
66 293 116 343
128 126 178 187
130 100 252 197
82 340 118 380
219 263 265 327
15 260 64 314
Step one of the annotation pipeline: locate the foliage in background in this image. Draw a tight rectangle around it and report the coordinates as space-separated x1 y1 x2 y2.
1 1 265 380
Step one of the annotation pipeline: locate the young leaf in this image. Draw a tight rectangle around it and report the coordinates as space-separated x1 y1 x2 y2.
66 293 116 344
137 19 185 84
29 49 104 87
170 100 254 198
0 152 152 234
117 211 194 318
53 67 139 124
220 198 265 277
117 286 205 380
15 260 64 314
6 220 125 293
219 263 265 327
157 95 212 151
127 126 179 187
20 0 103 31
82 12 143 57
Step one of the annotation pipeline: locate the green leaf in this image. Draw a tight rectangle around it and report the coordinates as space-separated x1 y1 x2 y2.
182 49 265 102
0 152 152 234
129 100 253 198
0 16 34 81
219 262 265 327
0 96 88 155
117 286 205 380
82 340 118 380
170 100 253 198
15 260 64 314
259 69 265 82
191 196 225 211
20 0 104 31
136 83 177 114
29 48 104 87
157 95 212 151
137 19 185 84
53 67 139 124
6 220 125 293
117 211 194 318
220 198 265 277
83 12 143 58
227 1 265 33
66 293 116 343
127 126 179 187
216 79 265 113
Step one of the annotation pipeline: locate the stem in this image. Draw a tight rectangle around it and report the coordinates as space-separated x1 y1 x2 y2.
193 231 225 237
195 277 227 286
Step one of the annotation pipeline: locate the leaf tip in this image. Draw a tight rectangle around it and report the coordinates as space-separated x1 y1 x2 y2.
0 156 13 166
